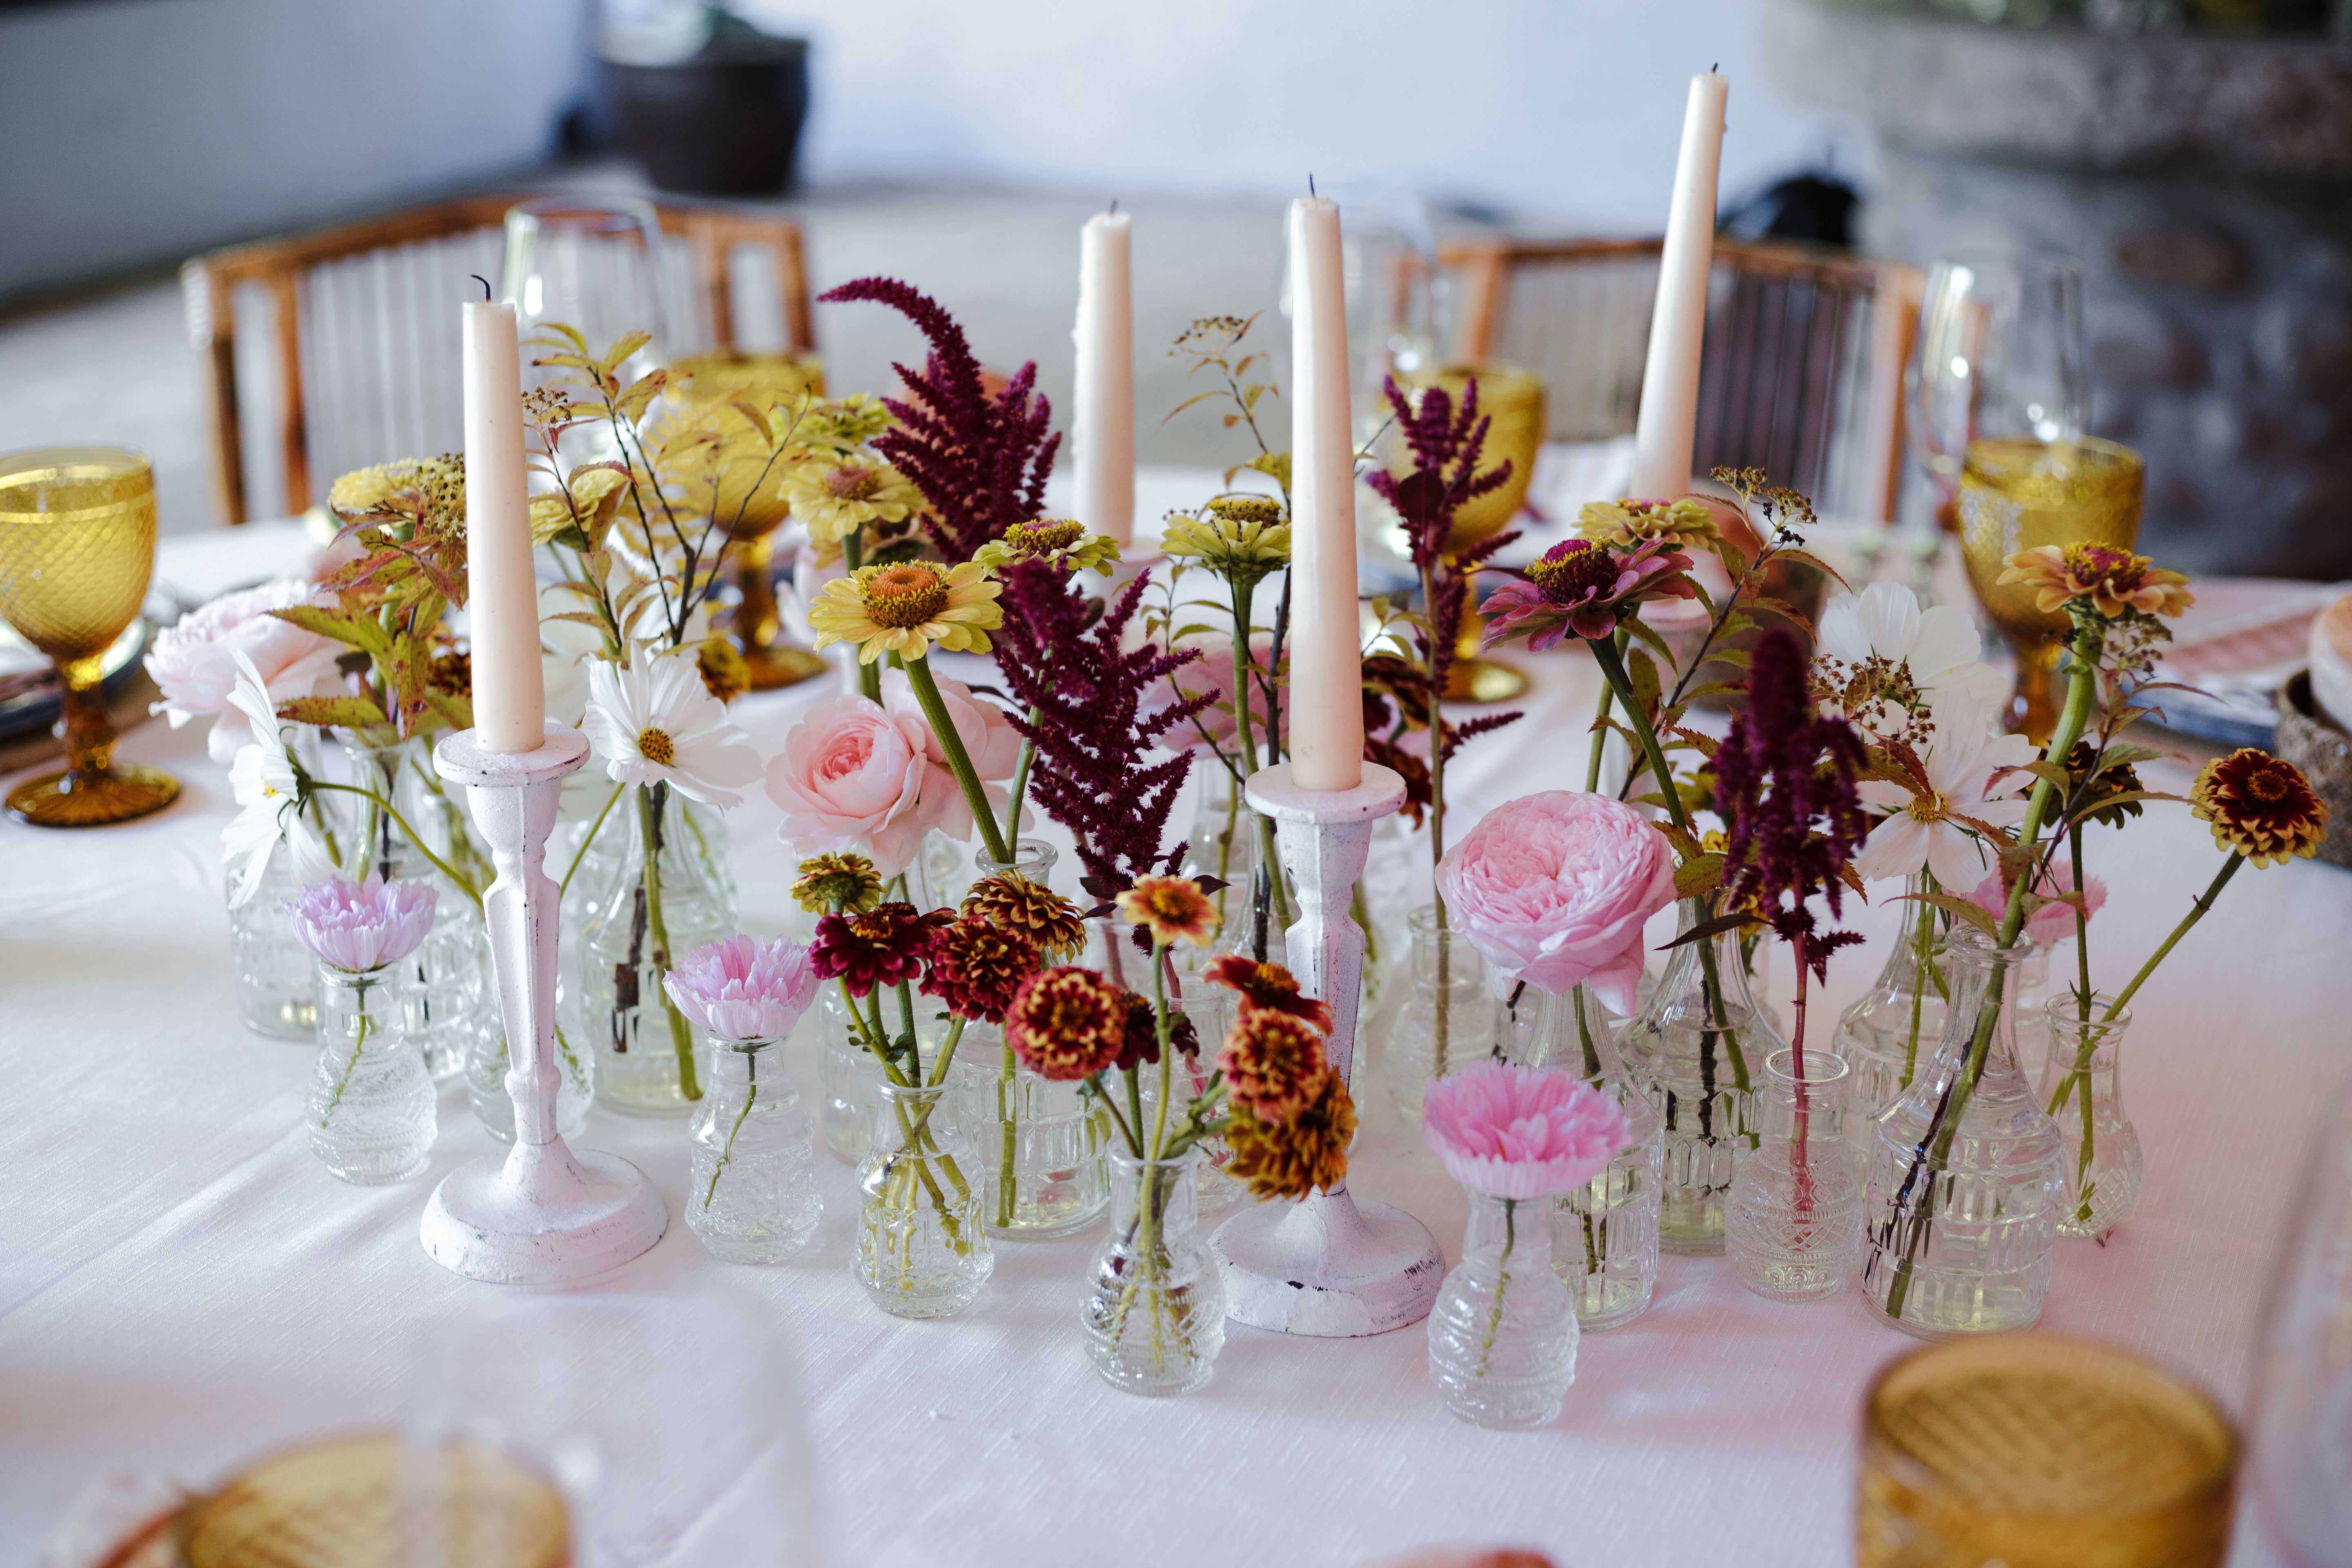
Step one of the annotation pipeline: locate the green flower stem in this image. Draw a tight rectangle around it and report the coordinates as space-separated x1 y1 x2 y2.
304 790 345 873
1090 1071 1145 1158
704 1046 759 1209
926 1014 969 1086
901 654 1013 866
1420 564 1456 1080
2070 825 2092 1026
1225 577 1293 949
1585 629 1624 793
561 782 625 897
307 782 483 911
1572 983 1601 1082
2106 853 2243 1020
1150 942 1175 1158
995 1034 1018 1229
842 532 882 705
637 784 701 1103
320 975 373 1126
1474 1197 1517 1380
895 978 922 1082
1902 870 1940 1090
1000 710 1042 854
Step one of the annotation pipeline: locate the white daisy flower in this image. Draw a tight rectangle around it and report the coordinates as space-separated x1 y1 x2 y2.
1853 693 2040 888
220 650 309 907
1815 581 2008 744
581 652 761 810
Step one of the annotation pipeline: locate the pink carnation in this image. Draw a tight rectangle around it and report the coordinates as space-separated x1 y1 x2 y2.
1144 638 1286 755
663 934 820 1041
1435 790 1677 1015
1968 862 2107 946
1421 1060 1630 1200
284 875 437 973
144 579 344 764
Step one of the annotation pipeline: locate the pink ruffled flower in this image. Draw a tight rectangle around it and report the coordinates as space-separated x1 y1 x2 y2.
1144 638 1287 755
1435 790 1677 1015
285 875 437 974
144 579 344 763
1968 862 2107 946
1421 1060 1630 1200
663 934 820 1041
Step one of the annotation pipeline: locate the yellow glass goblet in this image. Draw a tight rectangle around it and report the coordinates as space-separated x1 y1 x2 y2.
1397 361 1547 705
0 446 180 827
1956 436 2143 743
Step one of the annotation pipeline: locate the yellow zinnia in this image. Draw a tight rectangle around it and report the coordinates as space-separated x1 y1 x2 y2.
781 454 923 546
808 559 1001 665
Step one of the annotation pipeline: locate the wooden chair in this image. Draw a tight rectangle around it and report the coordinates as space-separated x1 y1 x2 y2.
182 194 815 525
1439 236 1924 522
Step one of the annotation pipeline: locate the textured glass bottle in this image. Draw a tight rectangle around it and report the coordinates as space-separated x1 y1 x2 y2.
1387 905 1500 1116
1833 872 1950 1125
1619 903 1781 1254
689 1039 823 1263
856 1081 992 1318
1726 1049 1863 1302
1427 1192 1579 1429
817 986 884 1164
306 965 436 1185
1508 985 1664 1332
1086 918 1245 1218
2039 996 2140 1239
571 781 734 1116
1862 927 2065 1338
229 841 321 1040
343 738 490 1082
1082 1149 1226 1395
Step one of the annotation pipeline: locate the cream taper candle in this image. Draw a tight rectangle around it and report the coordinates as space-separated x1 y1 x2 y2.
1072 209 1134 546
1630 70 1729 503
1285 196 1363 794
462 299 546 754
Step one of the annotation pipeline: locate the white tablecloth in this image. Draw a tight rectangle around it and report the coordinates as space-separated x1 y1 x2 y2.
4 479 2345 1567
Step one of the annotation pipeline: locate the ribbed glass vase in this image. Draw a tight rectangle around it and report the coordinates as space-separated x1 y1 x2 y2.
1082 1149 1225 1395
2039 996 2141 1240
1427 1191 1578 1429
1726 1049 1863 1303
306 964 435 1186
689 1038 822 1263
1832 871 1950 1126
855 1081 992 1319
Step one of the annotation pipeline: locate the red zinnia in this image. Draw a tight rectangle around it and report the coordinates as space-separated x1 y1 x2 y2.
1005 966 1129 1081
808 902 949 998
1202 955 1333 1034
920 916 1039 1024
1219 1007 1332 1121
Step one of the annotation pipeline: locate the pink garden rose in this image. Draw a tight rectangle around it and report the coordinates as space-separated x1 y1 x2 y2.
144 579 344 763
1422 1060 1630 1200
880 668 1020 843
1968 862 2107 946
1434 789 1676 1014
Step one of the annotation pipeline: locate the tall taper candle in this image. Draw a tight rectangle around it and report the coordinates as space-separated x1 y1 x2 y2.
1286 196 1364 794
1072 209 1135 546
1630 70 1729 502
462 300 546 754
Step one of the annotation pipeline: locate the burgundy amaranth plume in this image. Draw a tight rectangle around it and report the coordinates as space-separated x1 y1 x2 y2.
991 558 1211 902
816 277 1059 561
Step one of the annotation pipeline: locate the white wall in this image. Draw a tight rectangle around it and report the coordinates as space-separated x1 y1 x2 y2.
0 0 587 300
735 0 1866 231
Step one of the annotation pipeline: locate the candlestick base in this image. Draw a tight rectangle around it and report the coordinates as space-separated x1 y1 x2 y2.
421 1142 668 1285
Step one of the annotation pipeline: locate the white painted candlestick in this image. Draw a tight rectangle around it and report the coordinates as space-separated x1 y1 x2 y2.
421 723 667 1284
1213 760 1445 1336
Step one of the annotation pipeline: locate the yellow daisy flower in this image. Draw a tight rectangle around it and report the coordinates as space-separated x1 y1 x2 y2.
781 454 923 546
808 559 1002 665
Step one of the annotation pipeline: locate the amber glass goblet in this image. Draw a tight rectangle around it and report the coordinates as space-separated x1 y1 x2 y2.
1396 361 1546 705
1957 436 2143 742
0 446 179 827
1858 1334 2236 1568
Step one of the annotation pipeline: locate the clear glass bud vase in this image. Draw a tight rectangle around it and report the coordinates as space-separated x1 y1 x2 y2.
2039 996 2141 1240
855 1080 992 1318
1510 985 1664 1331
570 780 735 1117
229 838 322 1040
690 1039 822 1263
1726 1049 1863 1302
1427 1191 1579 1429
1619 900 1781 1255
1387 905 1500 1116
1085 918 1244 1218
1862 926 2065 1338
1082 1149 1226 1395
1833 871 1950 1125
306 964 436 1185
817 986 885 1165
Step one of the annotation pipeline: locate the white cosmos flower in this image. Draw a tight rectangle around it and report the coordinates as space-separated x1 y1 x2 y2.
1815 581 2008 737
581 652 760 810
220 649 310 907
1853 692 2040 888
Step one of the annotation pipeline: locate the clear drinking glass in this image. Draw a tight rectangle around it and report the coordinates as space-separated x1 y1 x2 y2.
2039 996 2140 1240
1427 1190 1579 1430
1726 1049 1864 1303
1082 1149 1225 1396
1907 250 2088 528
855 1080 991 1319
307 964 436 1185
1862 927 2065 1338
689 1038 822 1263
1835 872 1951 1127
501 196 670 385
1387 905 1500 1116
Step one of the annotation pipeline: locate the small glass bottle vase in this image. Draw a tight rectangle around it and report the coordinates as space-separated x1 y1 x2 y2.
1082 1149 1226 1395
1832 871 1950 1125
1427 1191 1579 1430
855 1081 993 1318
1862 927 2065 1338
2039 996 2140 1239
1387 905 1500 1117
1512 985 1664 1332
1726 1049 1864 1302
689 1039 822 1263
229 838 322 1040
572 780 735 1117
1619 902 1783 1255
306 964 436 1185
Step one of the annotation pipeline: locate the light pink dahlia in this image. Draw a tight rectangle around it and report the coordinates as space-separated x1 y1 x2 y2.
1421 1060 1630 1200
662 934 820 1042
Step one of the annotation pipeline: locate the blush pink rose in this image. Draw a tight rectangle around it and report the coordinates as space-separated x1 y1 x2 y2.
765 696 936 876
1968 862 2107 946
144 579 344 763
880 668 1020 842
1435 790 1676 1015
